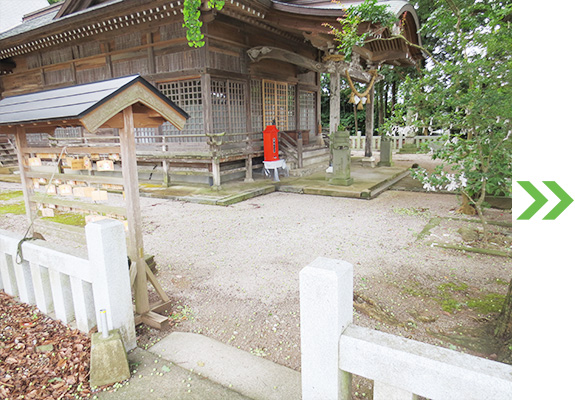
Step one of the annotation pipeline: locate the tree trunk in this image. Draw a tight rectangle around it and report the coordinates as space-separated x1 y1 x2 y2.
377 81 384 129
391 80 397 115
495 280 512 339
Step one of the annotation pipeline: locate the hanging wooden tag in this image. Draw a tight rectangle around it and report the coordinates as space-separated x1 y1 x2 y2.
96 160 114 171
28 157 42 167
58 184 73 196
92 189 108 201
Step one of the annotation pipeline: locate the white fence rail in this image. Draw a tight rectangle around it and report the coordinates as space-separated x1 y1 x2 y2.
0 220 136 350
300 257 512 400
349 135 444 152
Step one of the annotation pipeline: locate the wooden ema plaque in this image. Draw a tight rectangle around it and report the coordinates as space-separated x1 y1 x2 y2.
96 160 114 171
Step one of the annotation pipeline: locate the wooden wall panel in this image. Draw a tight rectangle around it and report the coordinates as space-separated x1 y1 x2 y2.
2 71 43 96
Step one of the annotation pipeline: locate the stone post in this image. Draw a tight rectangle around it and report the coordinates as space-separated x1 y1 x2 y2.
87 220 136 351
378 136 394 167
329 130 354 186
300 257 353 400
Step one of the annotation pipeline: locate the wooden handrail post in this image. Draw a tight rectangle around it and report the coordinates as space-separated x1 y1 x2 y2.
118 105 149 315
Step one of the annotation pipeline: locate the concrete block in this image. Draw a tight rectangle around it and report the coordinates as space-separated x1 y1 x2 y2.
90 330 130 388
87 220 136 351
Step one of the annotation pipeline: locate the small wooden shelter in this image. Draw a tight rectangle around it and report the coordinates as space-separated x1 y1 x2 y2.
0 74 189 328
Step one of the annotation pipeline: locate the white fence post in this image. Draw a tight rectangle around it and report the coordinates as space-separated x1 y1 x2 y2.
86 220 136 351
0 253 18 297
30 263 54 315
300 257 353 400
14 260 36 305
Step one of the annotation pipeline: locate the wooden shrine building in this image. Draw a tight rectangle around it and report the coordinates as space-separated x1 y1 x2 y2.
0 0 423 187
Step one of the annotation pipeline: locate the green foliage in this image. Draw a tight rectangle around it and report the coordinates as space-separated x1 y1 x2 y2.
0 202 26 215
406 0 512 218
325 0 396 60
183 0 224 48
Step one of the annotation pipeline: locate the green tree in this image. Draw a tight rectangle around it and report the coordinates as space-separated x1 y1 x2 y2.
408 0 512 231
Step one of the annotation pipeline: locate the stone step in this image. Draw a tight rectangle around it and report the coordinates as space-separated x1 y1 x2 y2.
149 332 301 400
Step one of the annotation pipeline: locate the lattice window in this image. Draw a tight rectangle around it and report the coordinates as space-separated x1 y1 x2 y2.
157 79 203 142
54 127 82 139
299 91 317 134
250 80 263 132
211 79 247 134
288 85 296 130
262 80 294 131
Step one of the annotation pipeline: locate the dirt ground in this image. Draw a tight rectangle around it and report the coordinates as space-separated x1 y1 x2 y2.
0 153 511 400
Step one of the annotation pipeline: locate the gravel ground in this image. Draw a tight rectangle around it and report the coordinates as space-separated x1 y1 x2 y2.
0 153 512 399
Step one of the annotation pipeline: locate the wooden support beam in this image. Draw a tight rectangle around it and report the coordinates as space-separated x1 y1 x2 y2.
14 128 34 225
365 89 374 158
118 105 149 315
329 70 341 136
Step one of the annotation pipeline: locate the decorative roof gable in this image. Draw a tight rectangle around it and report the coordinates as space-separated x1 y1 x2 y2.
55 0 113 19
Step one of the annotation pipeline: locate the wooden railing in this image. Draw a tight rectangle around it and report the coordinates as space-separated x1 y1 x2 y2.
39 132 265 187
349 134 444 152
279 131 303 168
300 257 512 400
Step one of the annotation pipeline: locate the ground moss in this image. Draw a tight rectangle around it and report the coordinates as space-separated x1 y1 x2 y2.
467 293 506 314
0 202 26 215
42 212 87 227
0 191 23 201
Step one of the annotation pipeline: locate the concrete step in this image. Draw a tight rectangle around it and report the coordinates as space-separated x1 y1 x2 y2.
149 332 302 400
288 161 329 177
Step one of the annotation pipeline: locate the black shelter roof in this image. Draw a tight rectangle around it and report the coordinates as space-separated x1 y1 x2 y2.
0 75 188 127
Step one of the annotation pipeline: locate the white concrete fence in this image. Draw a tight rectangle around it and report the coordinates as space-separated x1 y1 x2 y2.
300 257 512 400
0 219 136 350
349 135 444 152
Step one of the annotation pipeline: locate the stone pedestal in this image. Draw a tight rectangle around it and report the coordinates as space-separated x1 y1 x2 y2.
329 130 353 186
90 330 130 388
378 136 394 166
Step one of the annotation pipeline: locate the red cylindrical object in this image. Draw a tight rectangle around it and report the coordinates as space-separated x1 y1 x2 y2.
263 125 279 161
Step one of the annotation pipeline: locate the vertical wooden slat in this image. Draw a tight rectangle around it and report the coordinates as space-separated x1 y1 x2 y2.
147 33 156 74
118 105 149 315
13 128 34 224
202 73 213 135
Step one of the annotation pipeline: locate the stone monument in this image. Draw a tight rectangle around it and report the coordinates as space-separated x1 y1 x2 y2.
329 130 354 186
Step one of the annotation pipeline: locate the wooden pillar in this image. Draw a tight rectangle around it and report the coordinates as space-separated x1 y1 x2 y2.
14 129 33 223
162 140 170 187
329 70 341 136
13 128 34 225
365 89 374 158
211 158 221 189
244 133 254 183
118 105 149 315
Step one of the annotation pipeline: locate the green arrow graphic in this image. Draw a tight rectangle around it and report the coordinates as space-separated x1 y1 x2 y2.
517 181 548 220
542 181 574 220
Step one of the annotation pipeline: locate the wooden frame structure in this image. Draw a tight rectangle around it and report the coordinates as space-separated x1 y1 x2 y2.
0 74 188 329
